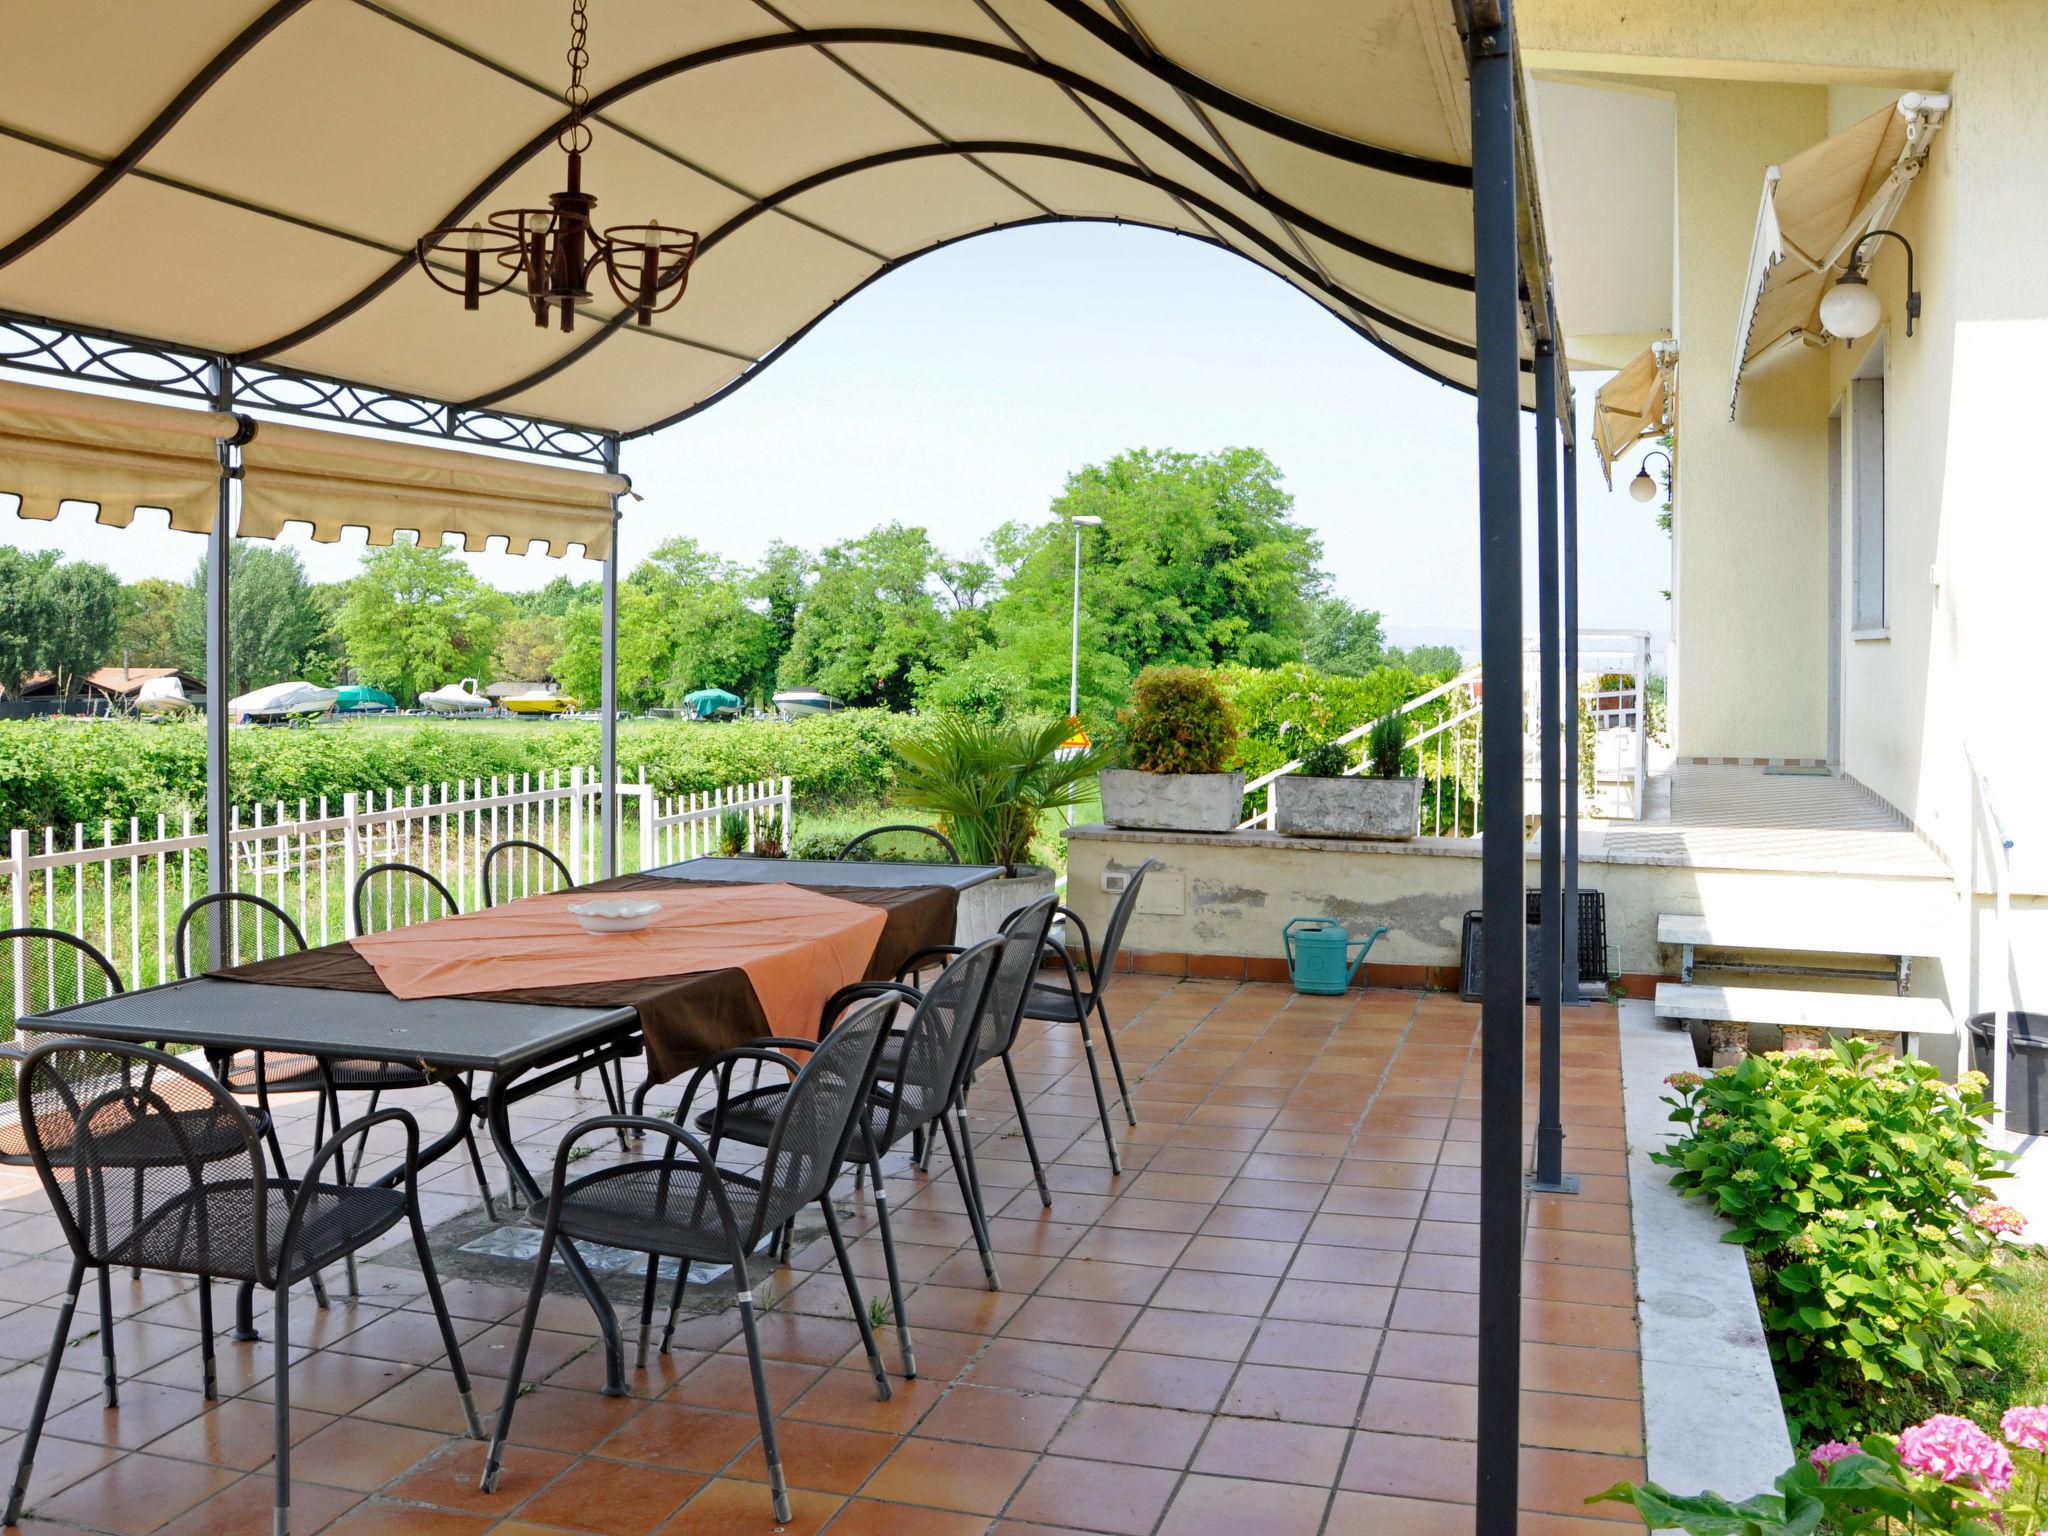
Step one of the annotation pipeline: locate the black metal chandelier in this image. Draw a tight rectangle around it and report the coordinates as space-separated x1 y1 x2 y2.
415 0 700 333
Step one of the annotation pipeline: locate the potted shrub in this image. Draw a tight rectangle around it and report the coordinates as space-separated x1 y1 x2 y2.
1099 667 1245 834
1272 712 1422 840
893 715 1108 941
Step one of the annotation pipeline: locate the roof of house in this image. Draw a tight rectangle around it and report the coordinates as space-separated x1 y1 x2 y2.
14 666 206 698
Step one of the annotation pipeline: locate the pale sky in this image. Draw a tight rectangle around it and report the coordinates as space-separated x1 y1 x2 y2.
3 222 1671 640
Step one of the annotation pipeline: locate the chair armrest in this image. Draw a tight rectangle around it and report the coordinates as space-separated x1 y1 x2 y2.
821 980 922 1029
676 1044 807 1130
895 944 964 981
272 1105 421 1287
547 1115 748 1251
1052 905 1100 976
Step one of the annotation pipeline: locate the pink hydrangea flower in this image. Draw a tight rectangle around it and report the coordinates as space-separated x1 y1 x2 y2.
1971 1202 2027 1236
1897 1414 2015 1493
2003 1404 2048 1452
1808 1440 1860 1479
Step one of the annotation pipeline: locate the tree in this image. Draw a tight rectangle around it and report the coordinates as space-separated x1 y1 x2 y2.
40 561 122 697
553 538 774 710
492 613 563 684
777 525 946 709
0 548 49 696
173 546 336 697
748 541 809 687
1302 596 1386 676
988 448 1322 688
119 578 185 667
1385 643 1463 677
338 541 509 705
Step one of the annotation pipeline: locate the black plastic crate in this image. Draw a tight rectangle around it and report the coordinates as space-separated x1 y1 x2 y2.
1460 890 1609 1003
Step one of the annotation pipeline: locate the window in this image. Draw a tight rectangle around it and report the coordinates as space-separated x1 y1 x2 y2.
1849 369 1886 634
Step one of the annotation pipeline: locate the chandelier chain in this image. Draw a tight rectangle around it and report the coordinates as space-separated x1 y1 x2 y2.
559 0 592 154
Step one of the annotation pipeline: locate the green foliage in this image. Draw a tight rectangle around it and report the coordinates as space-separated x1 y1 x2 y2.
1118 666 1239 775
1384 642 1463 676
1658 1044 2009 1441
1294 738 1351 778
174 546 336 695
778 524 947 710
0 549 123 697
1301 596 1385 676
118 577 184 668
338 542 507 705
1366 711 1407 779
892 715 1109 870
1222 664 1422 783
492 613 563 686
917 653 1028 723
718 810 749 857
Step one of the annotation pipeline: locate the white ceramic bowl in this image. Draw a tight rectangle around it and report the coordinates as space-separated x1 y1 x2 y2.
566 897 662 934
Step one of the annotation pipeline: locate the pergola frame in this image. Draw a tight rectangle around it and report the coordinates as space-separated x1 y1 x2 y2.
0 1 1585 1526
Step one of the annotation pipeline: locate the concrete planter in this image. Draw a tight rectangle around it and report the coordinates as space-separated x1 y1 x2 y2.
1272 774 1423 841
954 864 1058 946
1099 769 1246 834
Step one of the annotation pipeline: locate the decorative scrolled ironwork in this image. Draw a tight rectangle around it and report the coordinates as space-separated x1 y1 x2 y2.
231 364 609 464
0 313 215 398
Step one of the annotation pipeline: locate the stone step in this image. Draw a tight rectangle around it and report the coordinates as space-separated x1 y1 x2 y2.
1656 913 1927 959
1653 982 1954 1035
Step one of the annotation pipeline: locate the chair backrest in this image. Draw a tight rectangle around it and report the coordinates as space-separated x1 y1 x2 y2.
174 893 308 980
354 862 460 936
17 1039 263 1273
837 824 959 864
1086 858 1158 1001
974 894 1060 1074
1 929 123 1164
872 935 1003 1149
753 997 896 1240
481 839 575 908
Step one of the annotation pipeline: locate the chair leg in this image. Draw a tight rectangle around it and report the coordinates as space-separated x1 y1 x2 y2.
5 1256 84 1524
1072 1010 1123 1175
461 1123 499 1224
324 1086 361 1299
864 1145 915 1378
938 1114 1000 1292
345 1088 384 1184
408 1192 483 1440
233 1279 258 1342
479 1215 560 1493
1094 996 1138 1126
198 1280 217 1401
659 1257 690 1356
733 1259 792 1525
271 1283 292 1536
95 1265 117 1408
1001 1054 1052 1208
953 1103 999 1276
817 1198 890 1402
637 1258 660 1371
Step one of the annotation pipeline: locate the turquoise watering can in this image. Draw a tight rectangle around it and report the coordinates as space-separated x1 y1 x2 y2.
1282 917 1388 996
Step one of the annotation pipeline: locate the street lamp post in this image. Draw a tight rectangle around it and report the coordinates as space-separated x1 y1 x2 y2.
1068 515 1102 719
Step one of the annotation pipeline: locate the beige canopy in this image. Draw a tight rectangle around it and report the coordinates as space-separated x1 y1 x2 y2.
0 0 1556 436
1592 341 1673 485
1729 93 1946 414
0 377 233 530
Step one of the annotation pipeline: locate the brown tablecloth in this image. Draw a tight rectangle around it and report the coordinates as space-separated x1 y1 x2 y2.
215 874 957 1084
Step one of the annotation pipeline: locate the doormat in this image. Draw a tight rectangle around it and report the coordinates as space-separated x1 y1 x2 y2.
1762 765 1831 776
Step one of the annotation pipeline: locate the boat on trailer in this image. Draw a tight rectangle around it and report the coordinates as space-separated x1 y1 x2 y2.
419 677 492 715
772 689 844 722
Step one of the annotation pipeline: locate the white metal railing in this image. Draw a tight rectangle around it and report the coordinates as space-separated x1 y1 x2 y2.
1537 629 1653 822
1964 745 2018 1133
4 767 794 1000
1240 668 1482 830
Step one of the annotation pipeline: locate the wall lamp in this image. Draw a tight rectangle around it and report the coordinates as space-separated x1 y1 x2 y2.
1821 229 1919 341
1629 449 1672 504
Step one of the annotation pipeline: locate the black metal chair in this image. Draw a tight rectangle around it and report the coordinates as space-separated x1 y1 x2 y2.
1016 859 1157 1175
481 998 900 1524
893 892 1063 1210
688 935 1005 1379
3 1039 480 1535
837 824 959 864
480 838 576 907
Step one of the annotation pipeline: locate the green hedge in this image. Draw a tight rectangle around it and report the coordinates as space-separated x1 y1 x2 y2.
0 710 914 832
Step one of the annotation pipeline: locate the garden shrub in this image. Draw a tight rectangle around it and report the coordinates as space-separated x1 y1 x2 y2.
1220 662 1438 784
1661 1042 2014 1442
1118 666 1238 774
1366 711 1408 778
1293 737 1351 778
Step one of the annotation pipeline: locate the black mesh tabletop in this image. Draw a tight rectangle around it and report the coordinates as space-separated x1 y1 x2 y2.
29 979 635 1074
649 857 1002 890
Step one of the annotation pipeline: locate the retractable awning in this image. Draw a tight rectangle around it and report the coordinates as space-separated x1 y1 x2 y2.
1728 92 1947 415
1591 340 1673 485
0 0 1555 437
0 377 232 529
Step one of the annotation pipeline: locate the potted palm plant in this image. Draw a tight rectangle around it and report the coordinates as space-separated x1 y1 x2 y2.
1098 666 1245 833
893 715 1110 941
1272 712 1423 840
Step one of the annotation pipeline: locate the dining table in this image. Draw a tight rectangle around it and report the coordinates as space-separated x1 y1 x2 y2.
24 862 973 1393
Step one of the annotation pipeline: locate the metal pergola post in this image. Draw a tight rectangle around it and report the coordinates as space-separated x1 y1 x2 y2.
599 436 623 879
1563 424 1583 1006
1468 1 1526 1528
1532 334 1574 1195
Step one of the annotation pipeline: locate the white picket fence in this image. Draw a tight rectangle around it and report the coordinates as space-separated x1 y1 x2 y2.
3 768 793 997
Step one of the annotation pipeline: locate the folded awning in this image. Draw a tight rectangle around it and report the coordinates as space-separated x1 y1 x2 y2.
237 422 624 559
1728 93 1947 415
1592 341 1675 486
0 377 232 530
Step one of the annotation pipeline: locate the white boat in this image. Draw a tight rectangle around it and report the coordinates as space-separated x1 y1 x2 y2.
135 676 194 714
231 680 337 722
772 689 845 722
419 677 492 715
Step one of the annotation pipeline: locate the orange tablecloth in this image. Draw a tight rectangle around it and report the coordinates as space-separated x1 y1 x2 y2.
350 882 888 1041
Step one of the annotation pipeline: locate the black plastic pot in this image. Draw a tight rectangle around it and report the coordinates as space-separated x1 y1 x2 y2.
1966 1012 2048 1135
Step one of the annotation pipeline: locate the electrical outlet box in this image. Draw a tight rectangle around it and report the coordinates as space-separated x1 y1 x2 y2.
1102 870 1130 894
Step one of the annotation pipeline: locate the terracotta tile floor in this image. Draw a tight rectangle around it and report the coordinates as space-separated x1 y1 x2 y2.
0 980 1642 1533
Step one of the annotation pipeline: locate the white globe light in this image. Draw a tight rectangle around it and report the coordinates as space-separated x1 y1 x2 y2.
1820 278 1883 340
1629 469 1658 503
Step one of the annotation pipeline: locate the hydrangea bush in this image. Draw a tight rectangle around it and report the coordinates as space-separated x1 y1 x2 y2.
1658 1042 2013 1441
